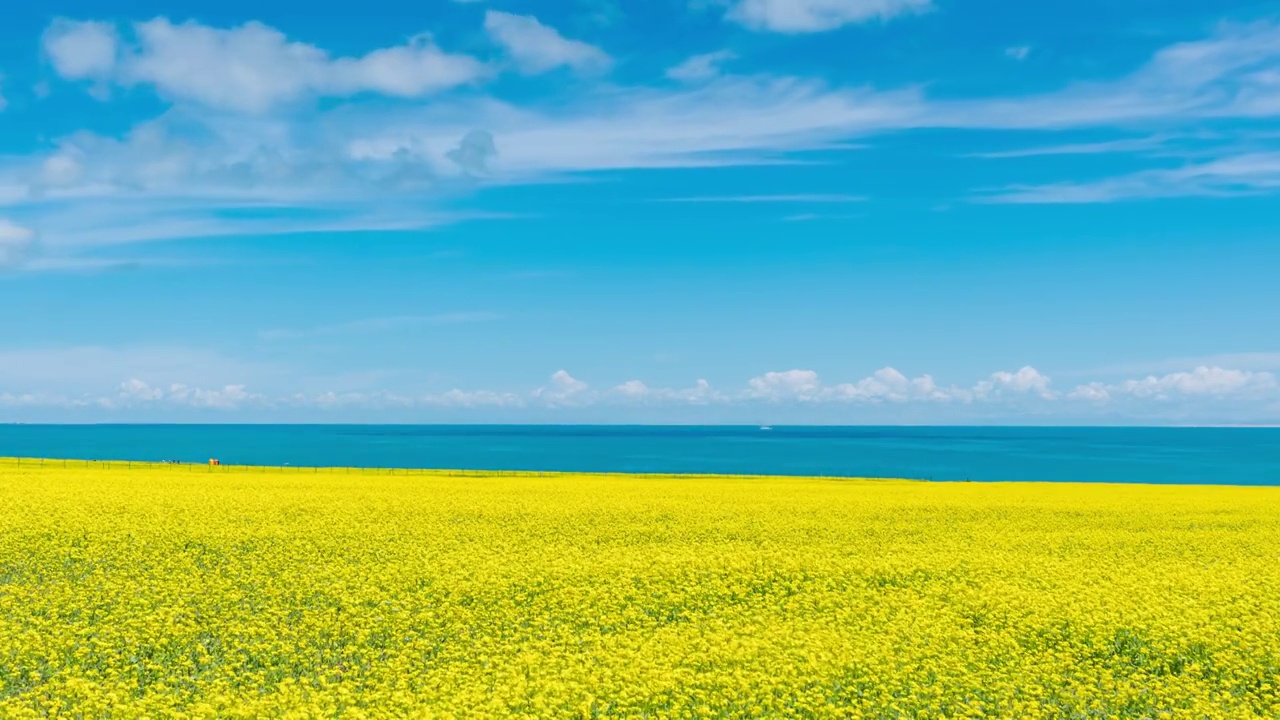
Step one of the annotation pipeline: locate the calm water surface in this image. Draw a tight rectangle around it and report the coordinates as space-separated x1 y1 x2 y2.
0 425 1277 485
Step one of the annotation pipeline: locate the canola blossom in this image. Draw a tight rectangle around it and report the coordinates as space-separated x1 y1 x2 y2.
1 459 1279 718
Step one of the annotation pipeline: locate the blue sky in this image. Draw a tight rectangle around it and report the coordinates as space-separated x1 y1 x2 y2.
1 0 1278 423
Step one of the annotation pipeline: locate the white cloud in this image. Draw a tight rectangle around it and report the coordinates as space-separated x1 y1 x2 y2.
1067 383 1111 403
483 11 611 75
1112 366 1277 400
727 0 932 33
829 368 953 403
42 19 119 81
968 135 1174 159
1064 367 1279 409
608 379 722 405
978 151 1280 204
736 366 1058 406
613 380 650 397
661 194 867 203
3 363 1278 420
0 391 73 409
113 379 258 409
973 366 1056 400
946 21 1280 129
43 18 487 113
533 369 591 405
293 390 414 410
1005 45 1031 61
305 18 1280 186
118 378 164 401
11 17 1280 266
425 389 525 408
666 51 737 83
746 369 824 401
0 220 38 267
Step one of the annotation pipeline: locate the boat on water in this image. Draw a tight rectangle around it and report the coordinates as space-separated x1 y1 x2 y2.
759 425 773 431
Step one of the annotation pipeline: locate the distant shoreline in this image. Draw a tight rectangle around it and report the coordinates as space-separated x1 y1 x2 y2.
4 456 1279 490
0 456 918 482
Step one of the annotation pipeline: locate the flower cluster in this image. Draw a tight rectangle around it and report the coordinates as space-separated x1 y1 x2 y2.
1 461 1278 718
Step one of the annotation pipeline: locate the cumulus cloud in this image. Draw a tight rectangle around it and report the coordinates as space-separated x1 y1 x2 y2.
42 19 120 81
115 379 257 409
483 11 611 75
742 366 1065 405
425 389 525 408
746 369 824 401
830 368 952 402
1092 366 1278 401
3 363 1279 420
1067 383 1111 403
745 367 959 403
666 51 737 83
613 380 651 398
972 366 1057 400
117 378 164 401
533 370 592 405
727 0 932 33
607 379 721 405
42 18 487 113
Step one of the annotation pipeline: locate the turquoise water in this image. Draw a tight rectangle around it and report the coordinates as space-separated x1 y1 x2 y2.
0 425 1277 485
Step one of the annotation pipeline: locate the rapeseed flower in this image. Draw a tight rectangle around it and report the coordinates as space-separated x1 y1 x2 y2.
0 460 1277 717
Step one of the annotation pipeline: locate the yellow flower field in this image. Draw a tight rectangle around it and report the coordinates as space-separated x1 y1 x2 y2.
1 459 1279 719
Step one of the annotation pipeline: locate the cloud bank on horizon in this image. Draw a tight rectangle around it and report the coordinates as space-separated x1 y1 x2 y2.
0 0 1277 423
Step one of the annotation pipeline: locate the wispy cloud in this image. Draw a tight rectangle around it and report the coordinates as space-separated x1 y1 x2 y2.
666 51 737 83
659 194 867 203
0 345 274 392
975 151 1280 204
726 0 933 34
11 15 1280 266
781 212 864 221
0 219 37 267
483 11 611 75
967 135 1176 159
1004 45 1030 61
259 312 502 341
